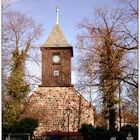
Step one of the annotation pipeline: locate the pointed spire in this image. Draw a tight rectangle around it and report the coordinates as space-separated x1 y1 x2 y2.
42 0 70 48
56 0 59 24
43 24 70 47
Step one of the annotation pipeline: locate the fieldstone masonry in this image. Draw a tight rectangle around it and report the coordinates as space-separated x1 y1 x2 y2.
20 17 96 137
21 87 95 136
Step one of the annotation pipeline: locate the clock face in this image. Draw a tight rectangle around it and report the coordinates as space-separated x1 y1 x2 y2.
52 55 60 63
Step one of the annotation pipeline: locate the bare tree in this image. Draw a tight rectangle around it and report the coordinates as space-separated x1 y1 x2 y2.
2 10 43 89
2 0 12 10
75 1 138 128
2 10 43 125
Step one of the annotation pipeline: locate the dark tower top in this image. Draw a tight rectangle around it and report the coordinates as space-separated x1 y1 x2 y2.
41 24 73 87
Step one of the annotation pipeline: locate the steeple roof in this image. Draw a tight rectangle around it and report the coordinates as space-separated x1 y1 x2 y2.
42 24 70 47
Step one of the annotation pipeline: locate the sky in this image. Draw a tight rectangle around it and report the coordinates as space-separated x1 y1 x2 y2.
6 0 129 86
3 0 138 107
6 0 130 86
8 0 117 46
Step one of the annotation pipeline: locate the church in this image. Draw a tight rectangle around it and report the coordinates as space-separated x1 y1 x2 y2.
21 3 95 139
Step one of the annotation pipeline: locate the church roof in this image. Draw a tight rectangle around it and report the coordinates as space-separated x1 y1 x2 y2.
42 24 70 47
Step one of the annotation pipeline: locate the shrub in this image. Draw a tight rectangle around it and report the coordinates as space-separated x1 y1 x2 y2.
119 125 138 140
80 124 138 140
80 124 110 140
2 118 39 135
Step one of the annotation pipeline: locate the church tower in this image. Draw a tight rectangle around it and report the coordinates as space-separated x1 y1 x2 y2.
20 2 95 138
41 25 73 87
41 3 73 87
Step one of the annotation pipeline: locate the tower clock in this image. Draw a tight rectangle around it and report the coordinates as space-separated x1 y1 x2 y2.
41 24 73 87
52 54 60 63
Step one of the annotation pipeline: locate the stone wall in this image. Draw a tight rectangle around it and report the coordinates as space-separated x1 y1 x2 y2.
21 87 95 136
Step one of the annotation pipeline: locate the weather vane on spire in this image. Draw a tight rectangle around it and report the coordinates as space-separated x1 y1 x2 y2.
56 0 59 24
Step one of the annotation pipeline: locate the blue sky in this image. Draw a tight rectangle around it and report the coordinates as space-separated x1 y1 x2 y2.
7 0 127 86
5 0 138 104
9 0 117 46
3 0 138 111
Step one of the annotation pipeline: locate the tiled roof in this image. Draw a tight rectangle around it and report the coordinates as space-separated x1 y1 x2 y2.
42 24 70 47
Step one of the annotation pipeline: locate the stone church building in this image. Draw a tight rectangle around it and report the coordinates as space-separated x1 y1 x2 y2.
21 6 95 138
